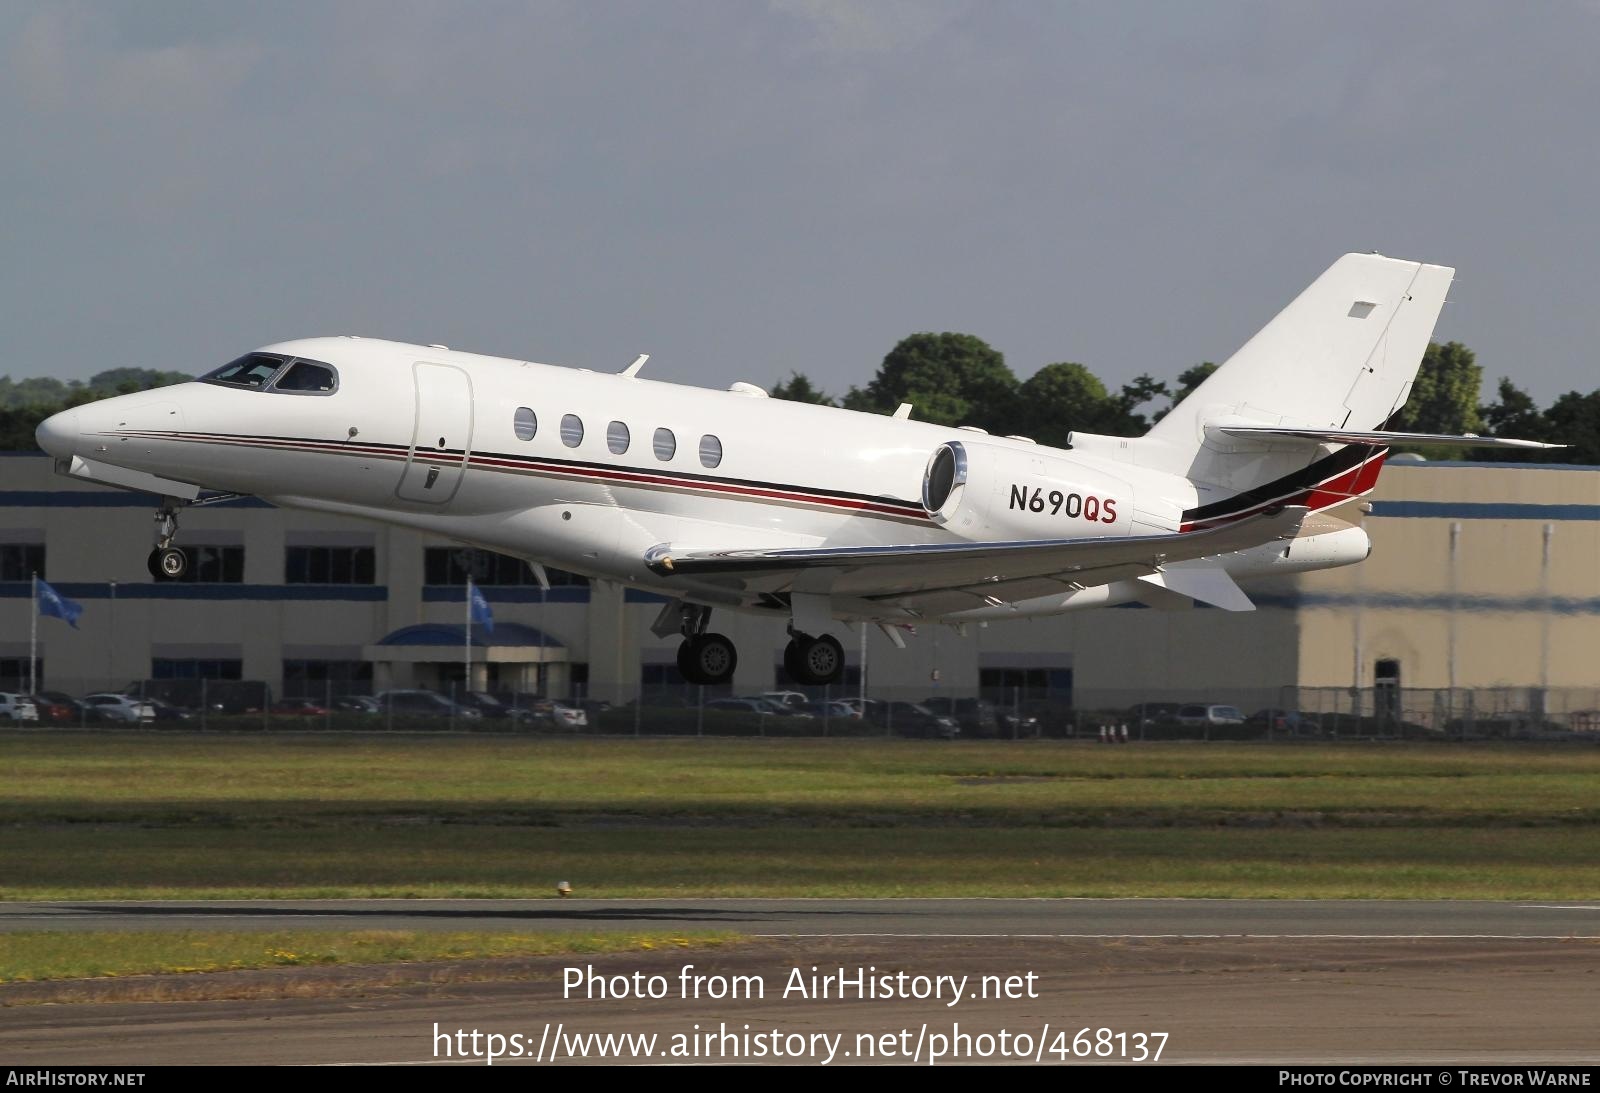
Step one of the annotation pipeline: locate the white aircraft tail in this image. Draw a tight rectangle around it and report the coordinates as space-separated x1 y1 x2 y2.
1136 252 1455 527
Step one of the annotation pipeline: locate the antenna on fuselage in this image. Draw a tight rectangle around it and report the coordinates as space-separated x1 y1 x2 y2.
621 353 649 378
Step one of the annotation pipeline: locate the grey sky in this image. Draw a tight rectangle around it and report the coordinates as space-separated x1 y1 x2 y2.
3 2 1597 405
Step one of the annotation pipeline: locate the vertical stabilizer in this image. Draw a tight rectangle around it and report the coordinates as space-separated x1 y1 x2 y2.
1140 253 1454 488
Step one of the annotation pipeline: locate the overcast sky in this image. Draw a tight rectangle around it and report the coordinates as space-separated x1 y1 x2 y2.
3 2 1597 405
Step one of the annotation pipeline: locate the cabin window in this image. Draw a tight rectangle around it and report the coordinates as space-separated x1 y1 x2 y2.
201 353 288 390
698 434 723 469
270 359 338 394
513 407 537 441
607 421 630 454
560 414 584 448
653 427 676 461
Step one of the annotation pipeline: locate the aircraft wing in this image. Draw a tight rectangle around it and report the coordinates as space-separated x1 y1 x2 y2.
644 506 1305 609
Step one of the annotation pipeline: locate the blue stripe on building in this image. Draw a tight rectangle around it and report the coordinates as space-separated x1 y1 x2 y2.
1253 591 1600 615
0 582 385 601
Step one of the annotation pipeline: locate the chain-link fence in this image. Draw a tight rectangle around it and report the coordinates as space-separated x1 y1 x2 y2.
4 676 1599 742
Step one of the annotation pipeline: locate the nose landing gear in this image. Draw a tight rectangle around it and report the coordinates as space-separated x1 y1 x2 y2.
146 499 188 580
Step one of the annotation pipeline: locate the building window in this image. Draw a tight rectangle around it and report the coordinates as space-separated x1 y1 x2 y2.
153 658 243 680
698 434 723 469
283 659 373 695
653 427 676 461
607 420 630 454
513 407 537 441
285 546 376 584
979 667 1072 701
0 657 39 689
560 414 584 447
423 547 589 587
0 544 45 581
170 546 245 584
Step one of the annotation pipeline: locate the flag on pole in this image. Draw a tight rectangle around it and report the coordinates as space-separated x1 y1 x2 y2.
36 579 82 629
469 581 494 636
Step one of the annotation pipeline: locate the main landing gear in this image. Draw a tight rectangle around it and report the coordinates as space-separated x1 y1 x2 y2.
784 631 845 686
146 498 188 580
666 605 848 688
674 605 738 686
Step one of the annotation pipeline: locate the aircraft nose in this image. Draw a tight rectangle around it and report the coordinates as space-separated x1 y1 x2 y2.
35 406 82 460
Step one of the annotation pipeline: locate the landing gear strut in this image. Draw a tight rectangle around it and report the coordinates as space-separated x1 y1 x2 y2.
146 498 188 580
784 632 845 686
673 605 738 686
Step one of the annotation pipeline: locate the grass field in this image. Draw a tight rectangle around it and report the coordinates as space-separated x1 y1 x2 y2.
5 731 1600 900
0 930 736 984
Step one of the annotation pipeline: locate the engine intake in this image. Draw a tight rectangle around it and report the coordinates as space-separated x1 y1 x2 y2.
921 440 1134 541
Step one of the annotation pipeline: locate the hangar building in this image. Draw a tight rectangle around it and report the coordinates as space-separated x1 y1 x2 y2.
2 452 1596 723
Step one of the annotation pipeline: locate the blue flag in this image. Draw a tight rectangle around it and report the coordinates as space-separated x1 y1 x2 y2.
37 579 82 629
469 582 494 636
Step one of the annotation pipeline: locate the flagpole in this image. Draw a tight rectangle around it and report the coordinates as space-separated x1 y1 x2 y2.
29 573 38 695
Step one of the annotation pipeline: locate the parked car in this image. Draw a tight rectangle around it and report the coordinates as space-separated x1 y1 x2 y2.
460 691 521 720
271 699 328 717
1246 708 1319 735
332 695 380 715
0 693 39 722
706 697 786 716
81 693 154 723
801 699 859 720
867 701 959 739
374 690 482 719
146 699 197 723
30 691 84 723
737 696 812 718
524 698 588 729
761 691 811 711
1177 704 1246 727
1124 702 1185 732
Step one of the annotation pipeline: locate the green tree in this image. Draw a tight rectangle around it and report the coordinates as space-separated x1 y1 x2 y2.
1016 362 1112 445
843 332 1017 431
1480 379 1551 448
1543 390 1600 464
769 372 836 406
87 367 193 396
1393 341 1484 434
1159 362 1218 419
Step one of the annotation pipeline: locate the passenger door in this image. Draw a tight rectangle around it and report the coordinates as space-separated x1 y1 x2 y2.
397 362 474 503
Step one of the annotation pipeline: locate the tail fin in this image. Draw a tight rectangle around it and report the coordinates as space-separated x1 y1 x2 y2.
1136 253 1453 511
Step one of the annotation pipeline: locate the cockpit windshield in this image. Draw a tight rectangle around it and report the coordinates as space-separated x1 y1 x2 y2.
202 353 288 389
273 359 337 393
200 353 339 396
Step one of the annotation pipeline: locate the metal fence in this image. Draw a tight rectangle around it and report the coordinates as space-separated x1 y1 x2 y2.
5 677 1599 742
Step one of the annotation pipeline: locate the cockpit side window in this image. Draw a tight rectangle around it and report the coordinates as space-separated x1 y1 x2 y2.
270 359 339 395
201 353 289 389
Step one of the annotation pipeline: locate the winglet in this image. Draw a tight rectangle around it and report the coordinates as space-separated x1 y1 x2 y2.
621 353 649 378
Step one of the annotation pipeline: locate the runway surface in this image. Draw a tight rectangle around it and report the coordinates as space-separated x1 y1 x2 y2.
5 896 1600 937
7 900 1600 1066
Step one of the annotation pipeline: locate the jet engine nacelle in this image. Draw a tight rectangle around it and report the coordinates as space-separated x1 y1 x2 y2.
921 440 1135 541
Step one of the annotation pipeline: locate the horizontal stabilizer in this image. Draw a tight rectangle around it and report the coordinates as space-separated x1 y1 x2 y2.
1138 564 1255 612
1216 425 1563 450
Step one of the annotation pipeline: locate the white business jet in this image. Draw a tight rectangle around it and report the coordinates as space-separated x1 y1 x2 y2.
35 253 1554 686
